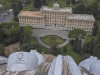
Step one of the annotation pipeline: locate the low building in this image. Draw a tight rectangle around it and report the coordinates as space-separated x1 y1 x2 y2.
18 3 95 32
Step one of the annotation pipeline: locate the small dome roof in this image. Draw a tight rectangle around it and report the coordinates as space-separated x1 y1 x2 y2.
89 60 100 75
53 2 59 8
6 50 45 72
79 56 98 71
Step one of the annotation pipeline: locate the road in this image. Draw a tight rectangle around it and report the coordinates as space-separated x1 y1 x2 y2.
0 10 14 24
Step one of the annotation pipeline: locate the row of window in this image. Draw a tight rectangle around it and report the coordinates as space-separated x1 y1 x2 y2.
67 24 92 27
67 27 92 30
20 21 43 23
42 12 67 16
68 20 93 24
19 17 44 20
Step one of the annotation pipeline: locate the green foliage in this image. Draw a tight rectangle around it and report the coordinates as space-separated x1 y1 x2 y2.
0 22 18 29
89 38 94 54
90 1 100 19
92 22 99 36
72 38 79 52
4 29 12 36
63 44 81 64
33 0 42 8
68 29 86 39
73 3 87 14
20 43 30 51
63 46 67 53
23 26 33 36
19 26 24 44
23 36 29 44
41 35 65 46
93 44 100 56
25 0 31 5
0 44 5 56
49 45 62 56
2 35 19 46
4 27 20 36
18 1 23 11
41 0 47 5
0 0 12 8
85 35 97 44
76 40 82 54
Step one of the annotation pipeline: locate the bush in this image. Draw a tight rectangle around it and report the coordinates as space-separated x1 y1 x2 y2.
0 44 5 56
2 35 19 46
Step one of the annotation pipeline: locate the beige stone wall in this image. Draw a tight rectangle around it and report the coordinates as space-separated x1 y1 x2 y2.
19 16 44 28
66 19 94 32
41 11 71 30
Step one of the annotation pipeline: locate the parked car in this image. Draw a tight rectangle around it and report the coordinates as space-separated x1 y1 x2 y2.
0 17 5 21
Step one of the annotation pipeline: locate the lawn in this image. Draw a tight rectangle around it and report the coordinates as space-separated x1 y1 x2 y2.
41 35 65 46
29 36 48 53
29 36 81 64
85 35 97 44
0 0 12 8
62 44 82 64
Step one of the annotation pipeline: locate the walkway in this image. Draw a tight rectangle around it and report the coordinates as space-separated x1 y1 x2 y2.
32 29 70 48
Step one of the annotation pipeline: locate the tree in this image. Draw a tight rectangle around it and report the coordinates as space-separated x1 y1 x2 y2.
66 0 71 5
49 44 62 56
11 3 16 9
89 38 94 54
68 29 86 40
13 7 19 16
0 44 5 56
20 43 30 51
11 3 19 16
17 1 23 12
94 31 100 46
33 0 42 8
4 27 20 36
63 46 67 53
0 22 18 29
76 40 82 54
72 38 79 52
73 3 87 14
23 26 33 36
42 0 46 5
92 22 98 36
25 0 31 5
90 1 100 19
19 26 24 44
72 0 75 4
23 36 29 44
93 44 100 56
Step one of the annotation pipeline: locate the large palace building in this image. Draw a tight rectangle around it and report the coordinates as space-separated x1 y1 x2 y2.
18 3 95 32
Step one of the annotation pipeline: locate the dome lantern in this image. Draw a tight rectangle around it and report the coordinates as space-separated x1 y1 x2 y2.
53 2 59 10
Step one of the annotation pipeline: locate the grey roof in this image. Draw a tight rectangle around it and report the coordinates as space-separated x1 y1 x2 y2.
67 14 95 21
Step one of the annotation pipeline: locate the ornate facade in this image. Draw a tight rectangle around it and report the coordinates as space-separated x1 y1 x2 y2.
18 3 95 32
